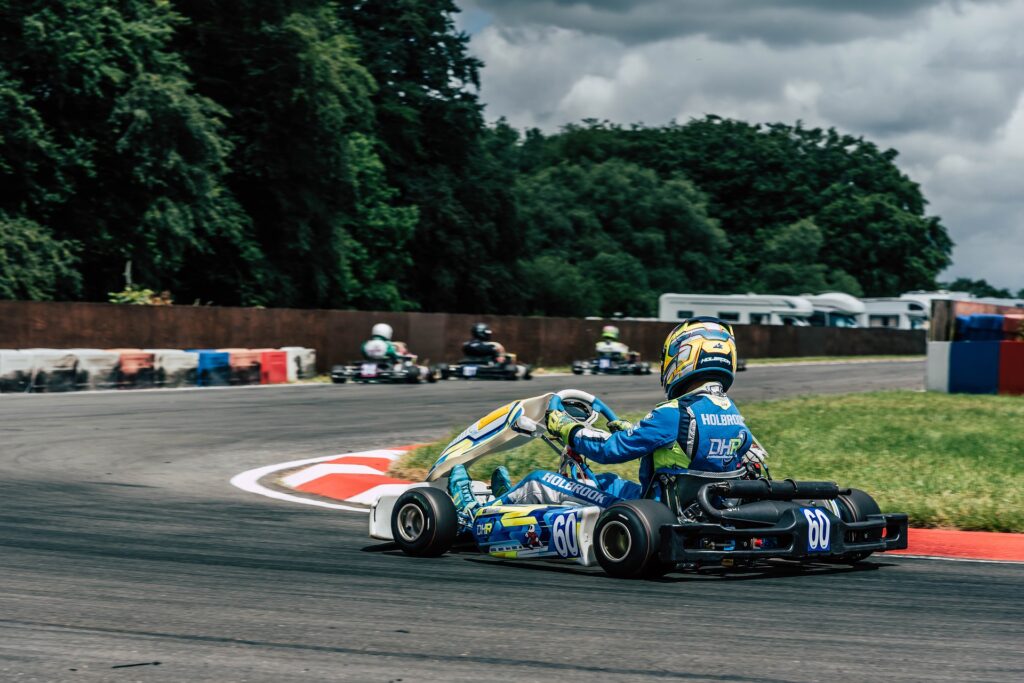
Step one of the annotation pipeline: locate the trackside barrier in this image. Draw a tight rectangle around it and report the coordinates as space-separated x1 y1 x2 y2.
281 346 317 381
218 348 262 385
999 342 1024 395
925 342 951 393
147 349 199 388
24 348 77 393
948 342 1001 394
0 350 32 392
254 349 288 384
191 350 232 387
109 349 156 389
70 349 119 390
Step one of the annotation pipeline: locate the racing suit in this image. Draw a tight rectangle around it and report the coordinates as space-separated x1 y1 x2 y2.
595 339 629 357
498 381 767 505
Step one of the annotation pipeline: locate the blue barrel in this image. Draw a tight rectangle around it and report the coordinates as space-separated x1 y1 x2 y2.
948 341 1001 394
189 349 231 387
955 315 1006 341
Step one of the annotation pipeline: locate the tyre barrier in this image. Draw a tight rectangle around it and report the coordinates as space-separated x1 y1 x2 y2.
927 340 1024 395
0 346 315 393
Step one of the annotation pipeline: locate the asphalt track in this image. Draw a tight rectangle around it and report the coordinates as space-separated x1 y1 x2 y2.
2 360 1021 682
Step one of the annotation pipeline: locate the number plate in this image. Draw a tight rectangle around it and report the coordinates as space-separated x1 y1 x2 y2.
801 508 832 552
551 511 580 558
598 358 611 369
360 363 378 377
462 365 478 377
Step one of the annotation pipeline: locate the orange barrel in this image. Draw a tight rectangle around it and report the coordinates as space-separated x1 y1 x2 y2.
218 348 262 385
107 349 156 389
252 349 288 384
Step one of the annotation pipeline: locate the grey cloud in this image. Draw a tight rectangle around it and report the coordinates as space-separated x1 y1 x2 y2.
469 0 969 46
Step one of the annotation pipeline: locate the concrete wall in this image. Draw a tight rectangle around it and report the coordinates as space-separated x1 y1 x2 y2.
0 301 926 372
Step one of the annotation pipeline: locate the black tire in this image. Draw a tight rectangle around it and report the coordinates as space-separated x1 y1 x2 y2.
390 488 459 557
836 488 882 562
595 500 678 579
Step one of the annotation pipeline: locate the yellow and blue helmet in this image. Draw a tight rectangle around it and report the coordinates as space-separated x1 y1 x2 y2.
661 317 737 398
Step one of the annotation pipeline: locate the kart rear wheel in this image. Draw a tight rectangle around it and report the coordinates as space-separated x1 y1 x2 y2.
836 488 882 563
390 488 459 557
595 500 678 579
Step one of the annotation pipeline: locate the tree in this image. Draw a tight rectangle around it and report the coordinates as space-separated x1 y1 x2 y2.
337 0 521 312
756 219 862 296
943 277 1013 299
0 212 80 300
0 0 264 302
514 159 726 316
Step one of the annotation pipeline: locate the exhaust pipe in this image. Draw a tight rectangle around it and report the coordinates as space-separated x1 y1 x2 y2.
696 479 849 525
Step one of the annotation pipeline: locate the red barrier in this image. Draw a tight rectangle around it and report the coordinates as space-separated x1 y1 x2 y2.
999 341 1024 395
1004 315 1024 340
255 349 288 384
218 348 261 385
107 348 155 389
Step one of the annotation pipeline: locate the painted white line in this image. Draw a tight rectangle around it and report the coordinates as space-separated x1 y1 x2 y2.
282 463 389 487
229 453 372 513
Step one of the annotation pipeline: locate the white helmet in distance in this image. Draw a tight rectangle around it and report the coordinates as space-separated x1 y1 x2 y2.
371 323 393 340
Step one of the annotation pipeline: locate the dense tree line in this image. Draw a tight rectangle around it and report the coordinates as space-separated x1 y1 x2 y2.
1 1 958 315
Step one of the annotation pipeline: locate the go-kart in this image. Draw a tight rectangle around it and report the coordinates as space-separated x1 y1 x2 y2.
331 357 437 384
572 352 651 376
369 390 908 578
439 353 532 381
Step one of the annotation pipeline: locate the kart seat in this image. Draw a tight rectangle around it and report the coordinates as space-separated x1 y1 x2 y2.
645 467 747 510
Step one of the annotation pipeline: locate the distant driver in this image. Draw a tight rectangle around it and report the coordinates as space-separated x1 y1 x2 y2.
447 318 768 515
595 325 629 358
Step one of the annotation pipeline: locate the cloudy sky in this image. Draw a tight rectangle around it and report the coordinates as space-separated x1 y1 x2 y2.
455 0 1024 292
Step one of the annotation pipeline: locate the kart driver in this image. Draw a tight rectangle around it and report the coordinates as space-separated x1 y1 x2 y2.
447 318 768 514
462 323 507 363
595 325 630 358
362 323 414 362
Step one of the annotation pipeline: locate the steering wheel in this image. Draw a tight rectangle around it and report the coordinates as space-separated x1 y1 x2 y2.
547 390 620 484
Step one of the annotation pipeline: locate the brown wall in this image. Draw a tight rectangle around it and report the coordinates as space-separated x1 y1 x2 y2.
0 300 925 371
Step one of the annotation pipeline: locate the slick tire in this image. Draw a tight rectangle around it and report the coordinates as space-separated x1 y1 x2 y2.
836 488 882 563
595 500 678 579
391 488 459 557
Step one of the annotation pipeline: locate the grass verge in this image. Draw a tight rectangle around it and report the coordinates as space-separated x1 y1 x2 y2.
390 391 1024 532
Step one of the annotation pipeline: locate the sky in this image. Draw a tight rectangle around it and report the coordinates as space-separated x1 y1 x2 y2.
455 0 1024 293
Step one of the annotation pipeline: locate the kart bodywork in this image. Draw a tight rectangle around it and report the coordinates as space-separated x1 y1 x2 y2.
572 353 651 376
370 390 908 577
439 353 532 381
331 358 437 384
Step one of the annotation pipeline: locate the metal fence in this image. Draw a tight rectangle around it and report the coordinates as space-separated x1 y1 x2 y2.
0 301 926 372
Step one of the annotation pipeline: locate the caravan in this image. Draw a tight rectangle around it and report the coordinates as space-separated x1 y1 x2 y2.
658 293 813 325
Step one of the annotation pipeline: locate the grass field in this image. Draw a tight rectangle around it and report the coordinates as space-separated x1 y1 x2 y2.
391 391 1024 532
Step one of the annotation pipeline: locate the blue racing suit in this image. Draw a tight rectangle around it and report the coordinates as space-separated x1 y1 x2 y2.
498 381 765 505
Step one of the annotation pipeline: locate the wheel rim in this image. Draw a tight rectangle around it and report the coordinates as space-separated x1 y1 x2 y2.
396 502 426 542
600 520 632 562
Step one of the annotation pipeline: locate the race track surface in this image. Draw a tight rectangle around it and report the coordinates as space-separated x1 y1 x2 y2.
2 360 1021 681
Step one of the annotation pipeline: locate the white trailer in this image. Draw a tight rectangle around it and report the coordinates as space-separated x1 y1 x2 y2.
803 292 865 328
860 297 929 330
658 293 813 325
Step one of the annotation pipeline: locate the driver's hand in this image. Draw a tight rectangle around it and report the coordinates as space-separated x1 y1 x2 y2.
607 419 634 434
547 410 580 443
740 443 768 468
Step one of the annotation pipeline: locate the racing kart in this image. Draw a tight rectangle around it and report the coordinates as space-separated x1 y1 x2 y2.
331 357 437 384
439 353 532 381
369 390 908 578
572 352 651 376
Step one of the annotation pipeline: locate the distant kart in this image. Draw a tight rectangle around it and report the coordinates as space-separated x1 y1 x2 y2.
331 358 437 384
571 353 651 376
440 355 532 381
370 389 908 578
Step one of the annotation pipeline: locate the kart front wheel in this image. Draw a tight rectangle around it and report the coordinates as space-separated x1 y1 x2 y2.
595 500 678 579
835 488 882 563
390 488 459 557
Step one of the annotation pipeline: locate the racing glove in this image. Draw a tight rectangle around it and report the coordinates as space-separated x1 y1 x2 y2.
607 419 634 433
547 410 580 443
741 442 768 469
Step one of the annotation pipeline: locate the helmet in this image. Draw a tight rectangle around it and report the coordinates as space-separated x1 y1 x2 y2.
660 317 737 398
471 323 492 341
601 325 619 341
371 323 393 340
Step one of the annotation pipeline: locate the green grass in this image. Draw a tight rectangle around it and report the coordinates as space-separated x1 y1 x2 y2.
745 355 924 365
391 391 1024 532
